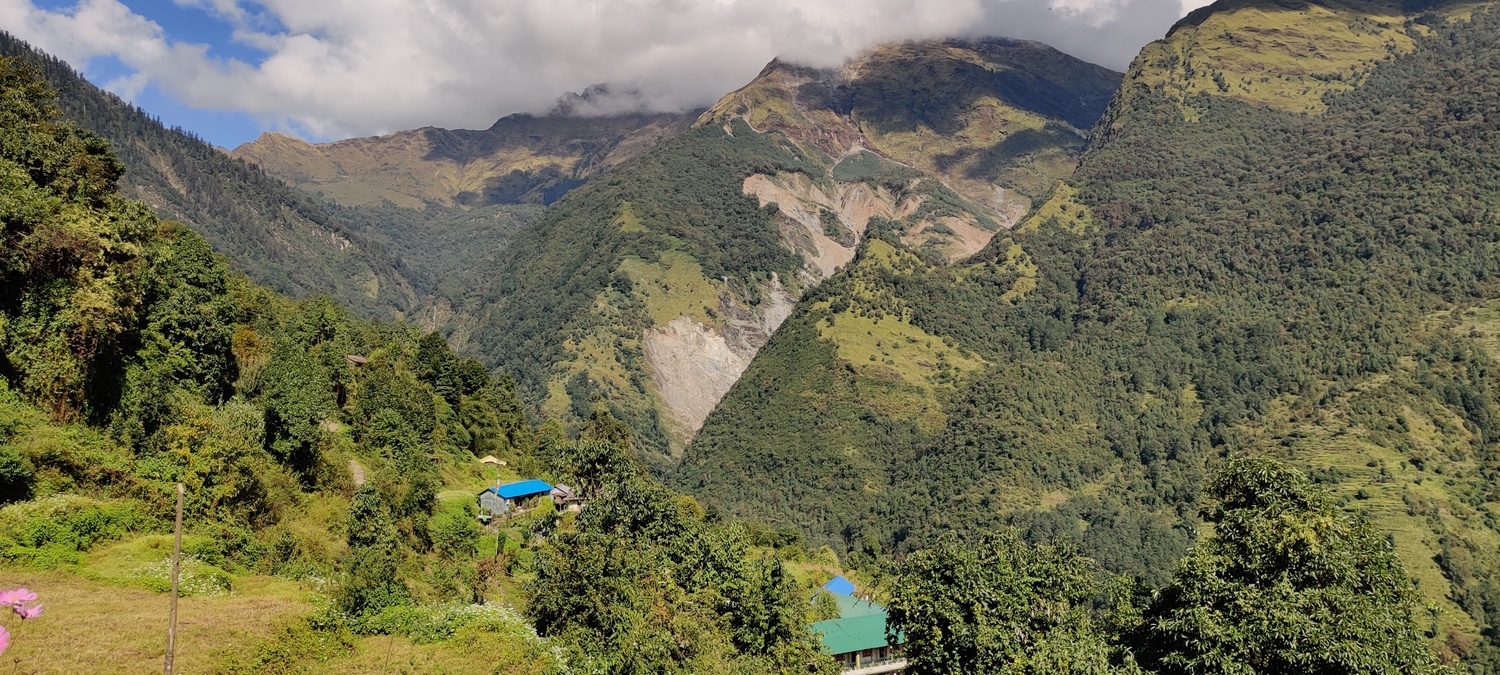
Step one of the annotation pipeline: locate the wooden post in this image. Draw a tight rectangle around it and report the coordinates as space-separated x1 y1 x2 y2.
164 483 184 675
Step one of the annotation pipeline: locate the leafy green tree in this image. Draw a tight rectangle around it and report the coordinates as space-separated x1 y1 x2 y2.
0 56 154 423
111 222 238 447
578 405 635 450
365 407 437 544
811 589 841 621
531 473 836 674
1133 458 1450 675
428 507 480 560
259 339 333 484
131 403 270 525
336 483 408 617
724 556 836 672
414 332 459 404
887 531 1138 675
548 439 639 498
458 378 533 459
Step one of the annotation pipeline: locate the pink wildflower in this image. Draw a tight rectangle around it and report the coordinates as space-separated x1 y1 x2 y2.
13 604 40 620
0 589 34 607
0 625 9 657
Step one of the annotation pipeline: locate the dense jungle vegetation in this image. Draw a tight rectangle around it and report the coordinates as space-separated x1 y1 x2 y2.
682 4 1500 667
0 58 846 673
0 33 426 319
0 5 1479 672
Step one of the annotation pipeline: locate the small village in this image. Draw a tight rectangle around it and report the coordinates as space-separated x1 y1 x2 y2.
475 472 905 674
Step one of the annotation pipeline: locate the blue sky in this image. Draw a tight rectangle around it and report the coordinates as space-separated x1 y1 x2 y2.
28 0 269 147
5 0 1202 149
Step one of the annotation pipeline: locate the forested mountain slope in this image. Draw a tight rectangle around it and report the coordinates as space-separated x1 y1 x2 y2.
680 1 1500 665
449 39 1120 457
0 33 423 319
0 57 849 673
231 109 702 329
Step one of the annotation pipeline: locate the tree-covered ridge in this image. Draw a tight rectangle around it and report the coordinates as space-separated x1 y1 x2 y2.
0 32 426 320
0 58 847 673
683 3 1500 666
444 40 1117 456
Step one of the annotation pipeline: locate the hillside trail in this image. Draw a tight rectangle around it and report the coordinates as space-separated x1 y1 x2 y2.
350 459 366 487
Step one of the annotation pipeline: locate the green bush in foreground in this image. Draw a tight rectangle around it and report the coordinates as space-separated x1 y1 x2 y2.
1133 458 1451 675
889 459 1452 675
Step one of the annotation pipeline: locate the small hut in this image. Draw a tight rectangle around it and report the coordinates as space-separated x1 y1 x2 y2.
550 484 584 512
477 479 553 518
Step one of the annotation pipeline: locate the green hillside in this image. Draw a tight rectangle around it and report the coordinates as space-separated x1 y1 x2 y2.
452 39 1120 458
0 33 430 319
0 55 845 674
680 1 1500 666
231 112 695 209
0 18 1474 675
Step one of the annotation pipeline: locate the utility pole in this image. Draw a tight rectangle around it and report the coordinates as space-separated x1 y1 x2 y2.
164 483 183 675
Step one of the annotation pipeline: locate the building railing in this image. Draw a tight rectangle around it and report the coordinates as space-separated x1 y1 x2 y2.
843 657 907 675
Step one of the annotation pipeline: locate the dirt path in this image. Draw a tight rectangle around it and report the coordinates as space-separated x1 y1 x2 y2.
350 459 366 487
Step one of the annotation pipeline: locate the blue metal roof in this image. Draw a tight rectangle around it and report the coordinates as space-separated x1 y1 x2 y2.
821 575 856 597
495 479 552 499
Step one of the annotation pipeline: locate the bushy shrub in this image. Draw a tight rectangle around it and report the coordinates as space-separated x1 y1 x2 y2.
131 553 234 597
0 495 148 567
0 447 35 504
216 614 355 675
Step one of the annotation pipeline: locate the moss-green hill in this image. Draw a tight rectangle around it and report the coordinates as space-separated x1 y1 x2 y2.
449 40 1120 458
231 112 696 209
679 2 1500 667
0 33 424 319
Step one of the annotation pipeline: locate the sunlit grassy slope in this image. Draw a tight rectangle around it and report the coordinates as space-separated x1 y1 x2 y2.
0 566 309 674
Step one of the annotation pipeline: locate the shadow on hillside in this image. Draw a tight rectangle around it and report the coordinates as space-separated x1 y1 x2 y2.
850 43 1119 137
933 123 1086 182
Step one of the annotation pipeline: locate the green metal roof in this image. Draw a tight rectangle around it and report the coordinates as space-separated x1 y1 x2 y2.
811 612 894 655
835 594 885 618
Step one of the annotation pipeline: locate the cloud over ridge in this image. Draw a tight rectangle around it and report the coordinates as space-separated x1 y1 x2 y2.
0 0 1212 141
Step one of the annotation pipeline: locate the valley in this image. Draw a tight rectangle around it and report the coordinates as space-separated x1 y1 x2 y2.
2 0 1500 671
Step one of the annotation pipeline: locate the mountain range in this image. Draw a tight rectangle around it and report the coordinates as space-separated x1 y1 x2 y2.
8 0 1500 666
686 0 1500 662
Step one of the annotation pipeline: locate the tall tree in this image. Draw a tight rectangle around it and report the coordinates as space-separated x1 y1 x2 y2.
887 531 1138 674
1133 457 1450 675
336 483 408 617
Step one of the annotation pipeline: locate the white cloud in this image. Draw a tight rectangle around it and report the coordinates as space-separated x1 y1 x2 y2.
102 70 148 100
1180 0 1218 15
0 0 1209 141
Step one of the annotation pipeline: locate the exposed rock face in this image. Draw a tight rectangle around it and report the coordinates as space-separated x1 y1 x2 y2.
643 318 751 441
744 170 1006 271
643 275 796 449
743 173 878 277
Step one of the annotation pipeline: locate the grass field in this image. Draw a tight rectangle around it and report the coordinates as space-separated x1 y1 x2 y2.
1125 0 1416 117
0 566 311 674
